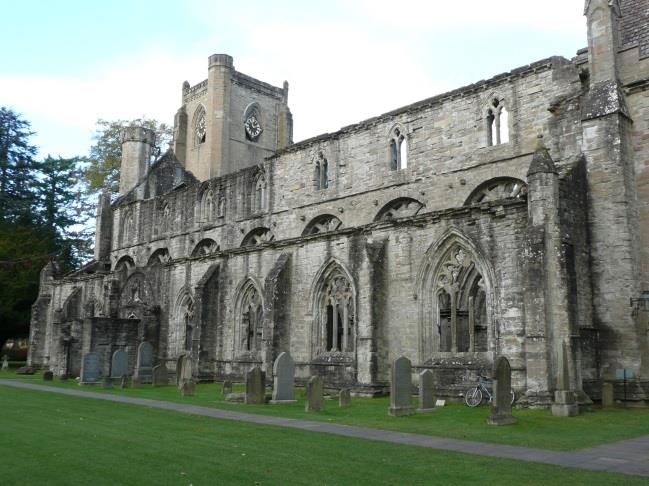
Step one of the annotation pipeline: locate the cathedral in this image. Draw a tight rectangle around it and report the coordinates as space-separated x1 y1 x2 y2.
28 0 649 406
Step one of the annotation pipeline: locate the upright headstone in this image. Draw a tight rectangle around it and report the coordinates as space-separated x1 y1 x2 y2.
222 380 233 396
339 388 351 408
305 375 324 412
134 342 154 383
418 369 435 413
1 355 9 370
389 356 414 416
271 352 296 403
551 342 579 417
245 366 265 405
601 382 614 408
488 356 517 425
176 355 194 390
43 370 54 381
181 380 195 396
110 349 128 379
80 352 101 385
152 364 169 387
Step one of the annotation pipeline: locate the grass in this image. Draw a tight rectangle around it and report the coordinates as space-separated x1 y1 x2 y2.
3 370 649 451
0 385 647 486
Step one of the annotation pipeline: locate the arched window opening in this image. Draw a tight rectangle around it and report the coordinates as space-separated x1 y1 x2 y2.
121 211 134 246
322 272 354 352
183 298 194 351
239 282 263 352
389 126 407 170
191 238 220 258
433 245 488 353
158 202 172 234
374 197 424 222
486 98 509 147
302 214 342 236
241 227 274 247
252 172 267 213
202 189 215 222
312 262 356 356
464 178 527 206
194 106 207 146
147 248 171 266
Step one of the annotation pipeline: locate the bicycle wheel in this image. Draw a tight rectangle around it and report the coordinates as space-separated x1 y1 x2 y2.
465 387 483 407
510 389 516 405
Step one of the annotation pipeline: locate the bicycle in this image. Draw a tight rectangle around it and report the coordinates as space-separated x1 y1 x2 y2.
464 375 515 407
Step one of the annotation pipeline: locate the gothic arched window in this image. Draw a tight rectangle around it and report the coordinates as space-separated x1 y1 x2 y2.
314 152 328 190
374 197 424 222
302 214 342 236
237 281 263 352
202 189 215 222
121 210 134 246
194 106 207 146
464 178 527 206
312 262 356 355
389 126 408 170
252 172 267 213
170 292 194 356
485 98 509 146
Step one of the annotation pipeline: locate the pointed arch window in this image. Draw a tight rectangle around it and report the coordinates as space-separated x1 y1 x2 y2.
159 202 172 234
389 126 408 170
485 98 509 146
202 189 215 222
238 282 263 352
313 264 356 355
121 210 134 246
194 106 207 146
314 152 328 190
303 214 342 236
171 293 194 355
252 172 267 213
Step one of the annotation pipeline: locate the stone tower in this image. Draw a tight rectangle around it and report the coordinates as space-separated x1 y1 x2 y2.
173 53 292 181
119 126 156 195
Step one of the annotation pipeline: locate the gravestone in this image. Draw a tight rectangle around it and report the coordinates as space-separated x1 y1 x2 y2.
120 374 129 389
551 342 579 417
601 382 614 408
245 366 265 405
80 352 101 384
339 388 351 408
305 375 324 412
488 356 517 425
102 376 113 389
388 356 414 416
134 342 154 383
43 370 54 381
110 349 128 379
1 355 8 370
222 380 233 395
176 355 193 389
418 369 435 413
152 365 169 387
271 352 296 403
180 380 195 396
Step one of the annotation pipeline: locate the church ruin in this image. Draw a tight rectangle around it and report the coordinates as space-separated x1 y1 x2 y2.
28 1 649 406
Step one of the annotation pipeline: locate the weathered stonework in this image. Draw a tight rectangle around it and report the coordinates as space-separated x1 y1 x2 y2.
28 1 649 406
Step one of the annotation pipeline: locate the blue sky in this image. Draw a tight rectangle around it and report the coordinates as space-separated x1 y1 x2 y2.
0 0 587 158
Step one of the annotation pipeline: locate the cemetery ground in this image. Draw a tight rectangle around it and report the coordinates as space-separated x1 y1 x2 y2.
2 370 649 453
1 385 647 486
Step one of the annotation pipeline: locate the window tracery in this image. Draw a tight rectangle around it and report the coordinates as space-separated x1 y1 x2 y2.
465 178 527 206
241 227 274 247
303 214 342 236
194 106 207 145
374 197 424 221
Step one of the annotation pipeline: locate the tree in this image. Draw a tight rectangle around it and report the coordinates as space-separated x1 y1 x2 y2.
36 156 93 268
84 118 173 194
0 107 38 221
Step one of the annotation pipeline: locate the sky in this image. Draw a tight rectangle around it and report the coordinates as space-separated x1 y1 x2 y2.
0 0 588 159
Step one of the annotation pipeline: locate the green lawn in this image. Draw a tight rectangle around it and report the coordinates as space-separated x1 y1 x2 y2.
3 370 649 451
0 385 645 486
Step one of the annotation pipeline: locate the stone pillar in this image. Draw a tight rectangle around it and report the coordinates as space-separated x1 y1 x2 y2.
206 54 233 179
277 80 293 150
581 1 644 379
94 191 112 261
524 142 576 405
356 238 385 388
173 105 188 165
119 127 155 196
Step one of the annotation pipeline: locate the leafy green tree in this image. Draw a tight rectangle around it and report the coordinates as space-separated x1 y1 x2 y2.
0 107 38 221
84 118 173 194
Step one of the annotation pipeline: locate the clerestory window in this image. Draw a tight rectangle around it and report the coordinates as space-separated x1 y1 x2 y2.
485 98 509 146
389 126 408 170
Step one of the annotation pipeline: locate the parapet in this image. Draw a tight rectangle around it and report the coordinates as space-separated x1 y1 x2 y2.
208 54 234 69
121 126 156 145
